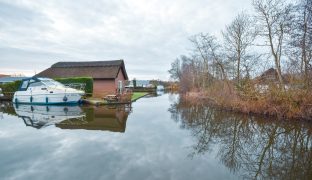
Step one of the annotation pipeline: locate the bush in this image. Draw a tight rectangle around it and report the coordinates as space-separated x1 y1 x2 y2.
55 77 93 96
0 80 22 95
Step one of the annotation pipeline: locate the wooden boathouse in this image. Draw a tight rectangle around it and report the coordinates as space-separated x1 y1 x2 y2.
36 60 129 97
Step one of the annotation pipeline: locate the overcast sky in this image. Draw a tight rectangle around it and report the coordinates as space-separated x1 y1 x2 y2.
0 0 253 80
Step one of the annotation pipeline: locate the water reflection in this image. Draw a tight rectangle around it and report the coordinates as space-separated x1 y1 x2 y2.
56 105 130 132
1 103 130 133
169 97 312 179
15 104 85 129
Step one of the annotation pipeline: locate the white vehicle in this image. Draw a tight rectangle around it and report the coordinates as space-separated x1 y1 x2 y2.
13 77 84 104
0 88 3 97
156 85 164 91
14 104 85 129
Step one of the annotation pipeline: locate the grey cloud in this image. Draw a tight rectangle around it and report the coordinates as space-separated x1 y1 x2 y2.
0 1 40 26
0 0 253 80
0 1 51 33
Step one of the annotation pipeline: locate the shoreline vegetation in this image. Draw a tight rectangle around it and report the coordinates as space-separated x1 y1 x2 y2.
182 85 312 121
169 0 312 121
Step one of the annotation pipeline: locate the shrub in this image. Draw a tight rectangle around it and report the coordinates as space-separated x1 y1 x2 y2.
0 80 22 95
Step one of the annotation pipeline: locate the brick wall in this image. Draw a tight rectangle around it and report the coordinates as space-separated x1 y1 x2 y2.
93 80 115 97
92 68 127 97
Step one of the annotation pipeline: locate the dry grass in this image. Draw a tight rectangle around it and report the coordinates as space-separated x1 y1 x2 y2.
185 81 312 121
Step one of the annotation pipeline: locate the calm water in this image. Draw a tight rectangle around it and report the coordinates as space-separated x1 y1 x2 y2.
0 93 312 180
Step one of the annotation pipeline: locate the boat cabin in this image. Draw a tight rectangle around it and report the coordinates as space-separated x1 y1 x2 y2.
18 77 63 91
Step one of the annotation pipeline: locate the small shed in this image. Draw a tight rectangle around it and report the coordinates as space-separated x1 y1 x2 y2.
256 68 288 84
256 68 279 84
36 60 129 97
0 74 9 78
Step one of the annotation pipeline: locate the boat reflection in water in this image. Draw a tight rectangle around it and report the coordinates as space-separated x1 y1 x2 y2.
13 104 131 132
14 104 85 129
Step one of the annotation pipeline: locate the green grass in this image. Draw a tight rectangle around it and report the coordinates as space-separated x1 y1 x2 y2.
131 92 148 101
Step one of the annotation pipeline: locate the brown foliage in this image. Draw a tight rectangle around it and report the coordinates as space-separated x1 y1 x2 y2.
185 81 312 121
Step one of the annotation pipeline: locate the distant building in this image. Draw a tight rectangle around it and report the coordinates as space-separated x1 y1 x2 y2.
36 60 129 97
126 80 155 88
255 68 291 84
256 68 279 84
0 74 9 78
254 68 290 93
0 76 28 85
136 80 151 87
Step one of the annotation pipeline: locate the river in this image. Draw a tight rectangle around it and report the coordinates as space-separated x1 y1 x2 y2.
0 93 311 180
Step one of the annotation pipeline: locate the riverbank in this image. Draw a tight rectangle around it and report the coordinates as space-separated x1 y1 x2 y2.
131 92 148 101
183 89 312 121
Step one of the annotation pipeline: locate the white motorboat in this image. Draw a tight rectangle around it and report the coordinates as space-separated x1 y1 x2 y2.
13 77 85 104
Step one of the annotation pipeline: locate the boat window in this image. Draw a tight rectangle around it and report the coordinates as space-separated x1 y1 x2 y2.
21 80 29 89
28 82 44 87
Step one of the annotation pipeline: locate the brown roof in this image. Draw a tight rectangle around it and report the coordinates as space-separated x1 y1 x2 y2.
260 68 278 79
255 68 288 84
36 60 128 80
0 74 9 78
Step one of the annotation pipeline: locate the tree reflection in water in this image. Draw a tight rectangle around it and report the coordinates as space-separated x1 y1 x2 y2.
168 96 312 179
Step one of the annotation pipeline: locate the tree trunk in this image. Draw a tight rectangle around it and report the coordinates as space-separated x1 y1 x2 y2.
302 5 309 88
237 49 241 85
217 61 232 94
275 60 285 89
266 19 284 89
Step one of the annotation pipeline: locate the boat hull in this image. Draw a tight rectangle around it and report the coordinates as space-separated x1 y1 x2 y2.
13 92 82 105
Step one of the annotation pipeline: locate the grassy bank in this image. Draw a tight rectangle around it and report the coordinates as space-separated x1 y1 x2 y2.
131 92 148 101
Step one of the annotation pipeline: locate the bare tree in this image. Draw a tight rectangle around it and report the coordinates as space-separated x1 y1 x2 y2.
222 12 256 85
168 58 182 81
169 55 200 92
189 33 214 88
201 34 232 92
253 0 293 89
289 0 312 88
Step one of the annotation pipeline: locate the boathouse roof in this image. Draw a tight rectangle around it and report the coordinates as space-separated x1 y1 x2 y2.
36 60 128 80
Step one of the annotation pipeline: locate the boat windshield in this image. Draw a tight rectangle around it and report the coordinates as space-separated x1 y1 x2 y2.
41 80 65 88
